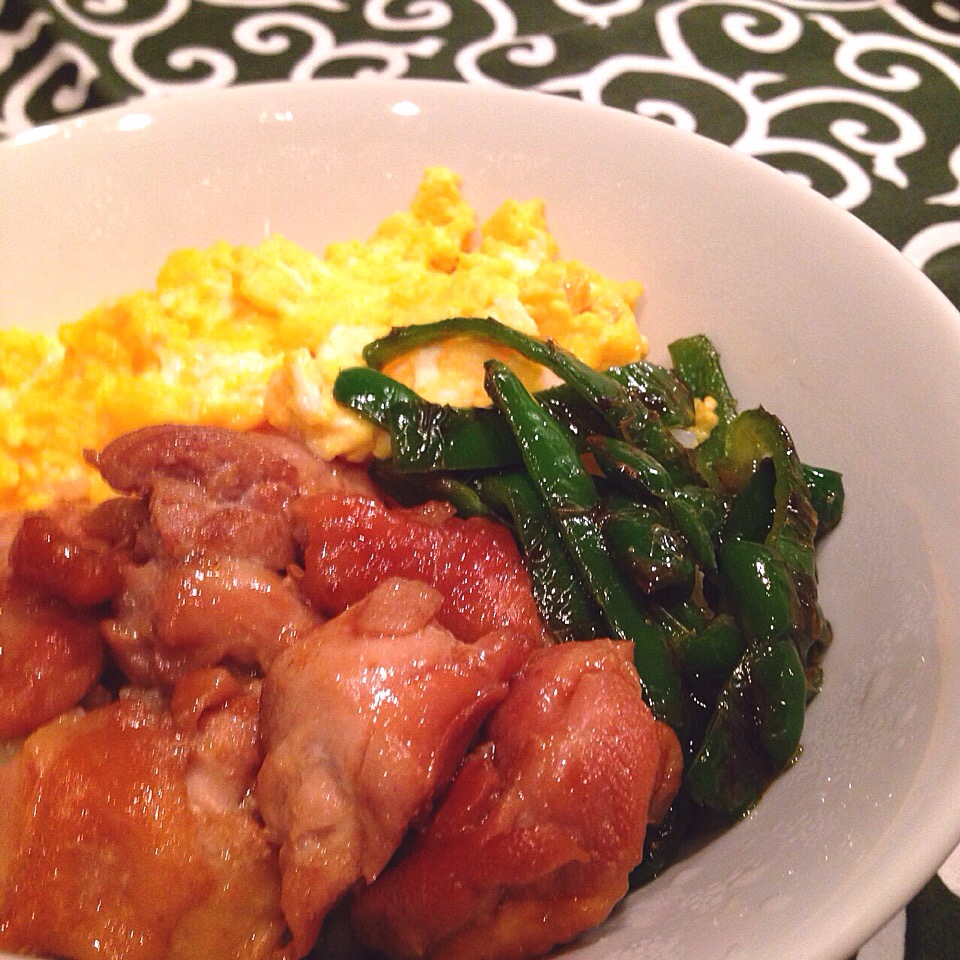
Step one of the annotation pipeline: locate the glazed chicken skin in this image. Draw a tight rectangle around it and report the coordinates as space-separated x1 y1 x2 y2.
257 577 540 957
297 493 547 645
108 553 318 684
351 639 683 960
88 424 378 570
93 424 378 685
0 579 103 739
0 670 286 960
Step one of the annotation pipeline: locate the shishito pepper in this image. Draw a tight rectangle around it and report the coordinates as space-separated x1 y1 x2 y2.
335 358 691 470
363 316 631 413
719 409 829 674
802 464 845 537
600 497 696 596
479 471 601 642
684 408 832 817
685 636 807 818
366 459 493 519
483 358 683 728
588 435 674 500
677 613 745 693
717 408 817 548
589 435 720 576
333 366 518 471
363 316 699 484
668 334 738 482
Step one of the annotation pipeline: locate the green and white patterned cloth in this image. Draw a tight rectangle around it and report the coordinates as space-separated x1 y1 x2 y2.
1 2 959 957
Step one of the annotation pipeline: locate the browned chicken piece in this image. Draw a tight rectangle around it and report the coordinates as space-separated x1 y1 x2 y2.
297 493 546 645
351 639 684 960
256 577 540 958
104 554 320 686
0 670 287 960
89 424 377 569
4 426 348 690
0 578 103 739
23 423 376 688
10 508 124 607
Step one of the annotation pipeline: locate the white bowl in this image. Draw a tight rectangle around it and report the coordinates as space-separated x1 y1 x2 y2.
3 78 960 960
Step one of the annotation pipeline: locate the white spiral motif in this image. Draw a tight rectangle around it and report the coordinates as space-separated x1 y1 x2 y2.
902 220 960 271
456 0 558 83
634 98 699 128
1 40 98 136
232 11 442 79
49 0 191 37
814 13 960 91
363 0 454 30
0 9 53 74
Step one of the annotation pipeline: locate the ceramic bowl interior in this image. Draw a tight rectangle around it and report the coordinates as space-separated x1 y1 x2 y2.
3 78 960 960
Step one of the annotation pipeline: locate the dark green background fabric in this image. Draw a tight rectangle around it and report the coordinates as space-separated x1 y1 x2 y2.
2 1 959 957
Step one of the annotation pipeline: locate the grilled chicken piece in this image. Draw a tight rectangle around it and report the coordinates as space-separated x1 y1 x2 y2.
0 579 103 739
104 554 319 686
297 493 546 645
351 639 684 960
90 424 369 686
90 424 376 569
0 671 287 960
9 510 123 607
256 577 539 957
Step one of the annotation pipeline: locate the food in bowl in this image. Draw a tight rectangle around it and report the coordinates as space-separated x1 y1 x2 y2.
0 169 841 960
0 166 645 511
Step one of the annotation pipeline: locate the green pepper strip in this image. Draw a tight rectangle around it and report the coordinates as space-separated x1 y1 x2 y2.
668 334 736 425
749 637 807 769
483 359 683 727
365 319 694 426
614 360 696 428
678 613 745 692
362 317 700 485
719 538 797 644
480 472 601 642
589 435 718 575
719 409 814 545
589 435 673 499
684 538 808 817
367 459 493 519
334 362 681 470
722 457 776 544
600 498 696 595
684 637 802 820
365 317 621 409
333 367 519 471
719 408 830 676
668 334 737 482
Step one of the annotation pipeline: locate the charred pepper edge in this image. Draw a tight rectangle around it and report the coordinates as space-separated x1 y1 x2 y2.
483 359 685 728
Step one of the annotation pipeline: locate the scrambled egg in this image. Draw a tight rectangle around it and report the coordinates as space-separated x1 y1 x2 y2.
0 167 649 511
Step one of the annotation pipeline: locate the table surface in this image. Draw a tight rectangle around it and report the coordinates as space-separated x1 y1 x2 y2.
2 2 959 958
